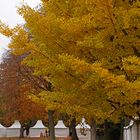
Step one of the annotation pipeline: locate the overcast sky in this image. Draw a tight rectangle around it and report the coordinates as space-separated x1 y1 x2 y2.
0 0 41 59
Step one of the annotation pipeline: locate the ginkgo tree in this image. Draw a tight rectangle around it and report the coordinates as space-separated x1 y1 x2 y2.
0 0 140 140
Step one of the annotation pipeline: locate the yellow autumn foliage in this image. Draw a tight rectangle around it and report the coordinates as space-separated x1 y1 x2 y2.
0 0 140 123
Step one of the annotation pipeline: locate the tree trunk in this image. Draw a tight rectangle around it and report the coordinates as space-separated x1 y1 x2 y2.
20 127 24 138
120 120 124 140
90 118 96 140
103 120 110 140
71 118 79 140
48 110 55 140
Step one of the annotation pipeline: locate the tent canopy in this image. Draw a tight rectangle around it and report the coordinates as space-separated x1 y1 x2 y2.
8 120 21 128
124 120 134 129
0 124 6 129
55 120 67 128
31 120 46 128
76 118 90 129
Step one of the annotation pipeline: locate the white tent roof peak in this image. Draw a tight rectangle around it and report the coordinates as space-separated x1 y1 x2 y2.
76 118 91 129
124 120 134 129
0 124 6 128
55 120 67 128
9 120 21 128
31 120 46 128
81 118 86 123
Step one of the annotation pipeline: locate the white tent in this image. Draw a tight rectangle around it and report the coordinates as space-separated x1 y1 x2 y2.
55 120 69 138
76 118 91 140
30 120 46 137
6 120 21 137
123 120 140 140
0 124 6 137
